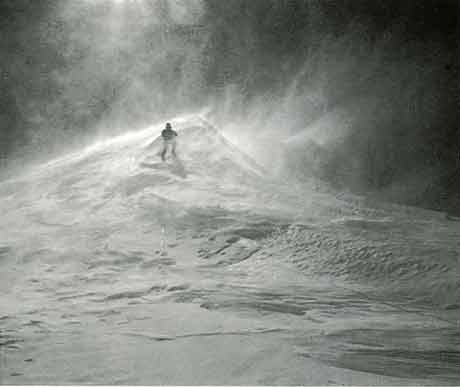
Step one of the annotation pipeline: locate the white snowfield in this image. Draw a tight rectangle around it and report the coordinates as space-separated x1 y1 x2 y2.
0 117 459 385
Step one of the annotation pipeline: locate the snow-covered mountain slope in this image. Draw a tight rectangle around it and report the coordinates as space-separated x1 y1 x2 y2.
1 117 459 384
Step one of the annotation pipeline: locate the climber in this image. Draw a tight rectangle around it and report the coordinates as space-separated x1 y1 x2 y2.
160 122 178 161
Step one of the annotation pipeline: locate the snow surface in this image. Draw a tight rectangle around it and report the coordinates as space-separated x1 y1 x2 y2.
1 117 459 384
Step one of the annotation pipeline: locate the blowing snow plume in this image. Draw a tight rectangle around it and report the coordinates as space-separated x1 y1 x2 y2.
202 1 459 212
2 0 458 215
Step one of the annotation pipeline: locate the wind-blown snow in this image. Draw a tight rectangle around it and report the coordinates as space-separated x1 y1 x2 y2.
1 117 459 384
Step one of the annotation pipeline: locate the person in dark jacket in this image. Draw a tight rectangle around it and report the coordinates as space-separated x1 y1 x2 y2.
160 122 178 161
